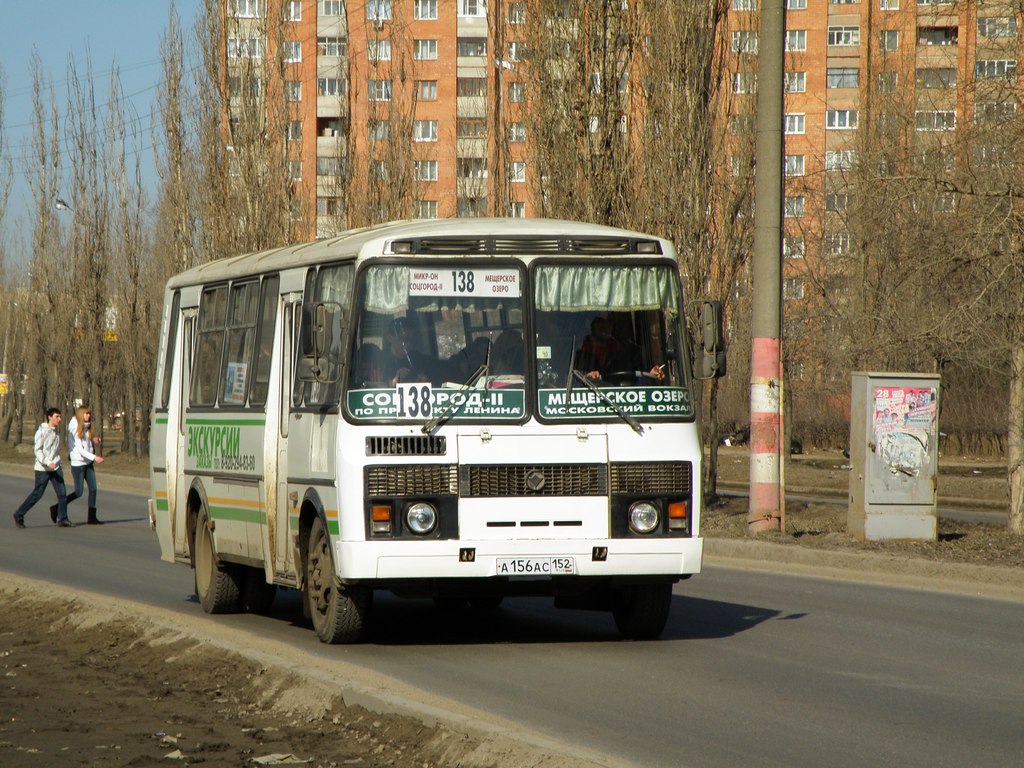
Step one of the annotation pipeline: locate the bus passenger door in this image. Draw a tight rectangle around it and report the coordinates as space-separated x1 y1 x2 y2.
272 298 300 578
171 311 195 560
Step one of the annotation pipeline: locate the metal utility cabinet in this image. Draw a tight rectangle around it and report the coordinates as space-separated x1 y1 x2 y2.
849 372 941 541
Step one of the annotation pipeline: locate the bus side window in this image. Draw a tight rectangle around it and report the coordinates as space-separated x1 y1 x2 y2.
249 275 279 407
160 291 180 409
190 285 228 407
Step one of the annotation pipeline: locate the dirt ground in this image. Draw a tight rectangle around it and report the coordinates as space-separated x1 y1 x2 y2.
0 439 1021 767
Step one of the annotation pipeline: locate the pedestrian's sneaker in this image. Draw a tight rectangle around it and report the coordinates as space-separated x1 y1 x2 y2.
13 514 25 529
56 519 73 528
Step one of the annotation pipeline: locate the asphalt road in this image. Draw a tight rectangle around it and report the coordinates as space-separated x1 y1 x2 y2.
2 475 1023 768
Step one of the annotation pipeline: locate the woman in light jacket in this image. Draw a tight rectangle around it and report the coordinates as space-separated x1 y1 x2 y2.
67 404 105 524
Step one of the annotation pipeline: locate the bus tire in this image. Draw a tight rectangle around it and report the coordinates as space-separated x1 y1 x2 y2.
611 583 672 640
194 508 241 614
307 516 369 644
241 567 277 615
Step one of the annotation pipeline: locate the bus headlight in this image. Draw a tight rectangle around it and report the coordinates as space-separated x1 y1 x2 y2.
406 502 438 535
628 501 660 534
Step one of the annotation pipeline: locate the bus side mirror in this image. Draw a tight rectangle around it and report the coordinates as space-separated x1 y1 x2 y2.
697 300 726 380
298 302 342 383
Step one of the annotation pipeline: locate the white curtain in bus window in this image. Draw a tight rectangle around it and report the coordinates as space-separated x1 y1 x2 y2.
533 265 678 312
221 281 259 406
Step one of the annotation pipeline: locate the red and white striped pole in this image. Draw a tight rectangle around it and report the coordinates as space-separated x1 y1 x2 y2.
748 0 785 533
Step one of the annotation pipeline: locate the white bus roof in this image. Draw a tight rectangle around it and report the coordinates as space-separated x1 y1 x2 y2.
164 217 673 289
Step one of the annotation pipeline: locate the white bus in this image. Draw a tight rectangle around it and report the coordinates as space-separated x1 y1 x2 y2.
149 218 724 643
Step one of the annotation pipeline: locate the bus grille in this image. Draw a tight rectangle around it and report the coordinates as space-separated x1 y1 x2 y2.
610 462 692 495
366 464 459 496
365 435 447 456
460 464 608 497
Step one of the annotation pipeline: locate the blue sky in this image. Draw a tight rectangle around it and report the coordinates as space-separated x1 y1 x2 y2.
1 0 203 248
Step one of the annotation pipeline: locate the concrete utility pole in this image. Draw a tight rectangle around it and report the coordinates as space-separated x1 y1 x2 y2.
748 0 785 533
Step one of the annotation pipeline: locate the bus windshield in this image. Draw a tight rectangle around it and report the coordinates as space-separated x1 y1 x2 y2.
347 263 526 422
533 263 693 421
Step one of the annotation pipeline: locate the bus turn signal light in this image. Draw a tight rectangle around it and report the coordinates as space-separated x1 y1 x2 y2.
668 501 688 530
371 505 392 534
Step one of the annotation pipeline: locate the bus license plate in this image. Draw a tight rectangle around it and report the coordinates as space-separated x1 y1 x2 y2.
496 557 576 576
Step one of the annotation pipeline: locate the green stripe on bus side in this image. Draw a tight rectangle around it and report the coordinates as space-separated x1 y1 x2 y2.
155 417 168 424
186 418 266 426
155 498 168 511
328 518 340 536
209 505 264 525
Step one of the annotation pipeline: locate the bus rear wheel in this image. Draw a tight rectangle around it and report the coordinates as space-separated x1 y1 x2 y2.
194 508 241 614
306 516 370 643
611 582 672 640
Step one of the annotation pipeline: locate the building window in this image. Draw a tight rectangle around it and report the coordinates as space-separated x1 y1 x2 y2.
732 31 758 54
786 0 806 9
784 71 806 92
414 0 438 19
415 200 438 219
976 102 1016 124
509 82 525 102
978 17 1018 38
825 193 849 212
227 37 263 60
458 0 486 16
784 113 805 134
457 197 487 217
879 30 898 51
733 0 756 8
368 40 392 62
785 30 806 51
509 161 526 183
825 232 851 255
371 160 388 181
457 77 486 97
368 79 392 101
458 119 486 138
367 0 392 20
414 160 438 181
288 120 302 141
457 37 487 57
784 278 805 300
414 120 438 142
317 196 340 216
368 119 391 142
784 196 805 218
825 150 856 170
826 67 859 88
509 201 526 218
732 72 757 94
828 26 860 46
317 77 345 97
283 40 302 62
317 36 347 57
784 155 805 176
917 27 958 46
975 59 1017 79
285 80 302 101
880 0 897 8
916 68 956 89
414 39 438 60
229 0 264 18
509 2 526 23
826 109 858 129
416 80 437 100
509 122 526 142
319 0 344 14
915 110 956 131
508 42 526 62
730 114 755 135
289 160 302 181
783 237 805 259
878 72 898 92
317 156 343 176
285 1 301 20
457 158 487 178
831 0 858 4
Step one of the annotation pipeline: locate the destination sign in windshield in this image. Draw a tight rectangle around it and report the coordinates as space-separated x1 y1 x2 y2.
408 268 521 298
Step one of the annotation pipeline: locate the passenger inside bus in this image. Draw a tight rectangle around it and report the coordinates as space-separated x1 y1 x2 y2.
575 315 666 385
491 329 524 378
380 317 436 385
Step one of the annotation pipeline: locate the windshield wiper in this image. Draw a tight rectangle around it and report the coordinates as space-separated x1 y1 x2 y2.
568 369 645 435
421 338 491 435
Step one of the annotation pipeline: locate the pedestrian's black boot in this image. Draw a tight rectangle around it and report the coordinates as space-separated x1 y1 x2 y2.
87 507 103 525
49 504 58 524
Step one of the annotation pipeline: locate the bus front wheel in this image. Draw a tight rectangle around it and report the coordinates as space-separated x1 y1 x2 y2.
611 582 672 640
194 509 241 614
306 516 370 644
